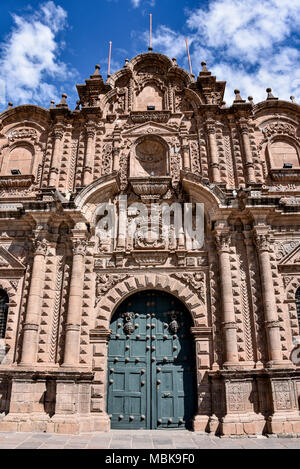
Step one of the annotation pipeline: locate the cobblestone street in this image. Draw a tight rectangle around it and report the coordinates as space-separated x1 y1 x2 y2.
0 431 299 449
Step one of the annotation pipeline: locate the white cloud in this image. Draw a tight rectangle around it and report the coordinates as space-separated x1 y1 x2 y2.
0 1 73 108
150 26 189 60
131 0 156 8
150 0 300 104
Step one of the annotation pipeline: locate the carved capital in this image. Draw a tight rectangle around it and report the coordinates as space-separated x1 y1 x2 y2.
205 120 216 135
238 119 249 135
85 124 96 139
254 234 270 252
72 238 87 256
52 127 64 140
33 239 48 257
215 232 231 253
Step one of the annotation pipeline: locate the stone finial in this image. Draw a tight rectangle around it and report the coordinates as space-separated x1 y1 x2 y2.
221 101 227 108
56 93 69 109
233 89 246 104
290 95 296 103
199 61 211 76
61 93 67 105
75 100 81 111
124 59 129 67
7 102 13 109
248 96 254 105
172 57 178 66
93 64 101 76
266 88 278 100
50 100 55 109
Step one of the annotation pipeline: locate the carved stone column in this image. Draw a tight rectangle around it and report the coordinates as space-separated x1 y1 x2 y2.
62 234 87 367
20 234 48 366
239 121 255 184
254 231 284 367
215 229 239 367
206 120 221 184
83 122 96 186
49 125 64 187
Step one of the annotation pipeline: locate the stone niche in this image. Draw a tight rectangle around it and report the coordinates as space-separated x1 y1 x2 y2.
130 137 168 177
135 85 163 111
268 140 300 169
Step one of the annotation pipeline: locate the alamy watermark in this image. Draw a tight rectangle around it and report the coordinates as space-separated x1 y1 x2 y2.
96 195 205 251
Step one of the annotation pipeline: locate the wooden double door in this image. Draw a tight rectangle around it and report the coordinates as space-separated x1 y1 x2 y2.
107 290 196 430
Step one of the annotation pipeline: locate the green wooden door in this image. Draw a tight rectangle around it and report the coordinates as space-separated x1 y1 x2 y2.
107 290 196 430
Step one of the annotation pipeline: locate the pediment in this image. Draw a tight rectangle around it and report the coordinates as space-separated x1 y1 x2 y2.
0 246 25 271
278 242 300 266
122 121 178 137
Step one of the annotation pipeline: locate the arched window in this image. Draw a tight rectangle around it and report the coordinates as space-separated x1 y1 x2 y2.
0 290 8 339
296 287 300 330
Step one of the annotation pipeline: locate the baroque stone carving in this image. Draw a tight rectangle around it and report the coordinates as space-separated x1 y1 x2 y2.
133 252 168 265
171 272 206 303
102 143 113 175
8 128 37 142
273 381 292 410
279 197 300 207
190 141 201 176
262 122 296 138
95 274 129 304
276 240 300 261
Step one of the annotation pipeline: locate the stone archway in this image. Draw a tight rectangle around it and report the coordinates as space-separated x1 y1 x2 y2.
90 273 212 432
95 273 207 330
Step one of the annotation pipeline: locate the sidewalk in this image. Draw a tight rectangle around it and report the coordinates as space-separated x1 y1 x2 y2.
0 430 299 449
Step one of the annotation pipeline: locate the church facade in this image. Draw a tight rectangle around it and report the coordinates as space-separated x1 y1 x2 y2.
0 52 299 435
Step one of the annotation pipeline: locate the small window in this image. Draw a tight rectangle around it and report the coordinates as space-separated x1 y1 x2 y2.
296 287 300 330
0 290 8 339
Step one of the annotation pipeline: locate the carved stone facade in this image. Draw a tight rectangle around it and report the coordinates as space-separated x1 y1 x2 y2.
0 52 299 435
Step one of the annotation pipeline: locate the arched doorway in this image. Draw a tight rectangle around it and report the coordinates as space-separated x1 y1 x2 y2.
107 290 197 430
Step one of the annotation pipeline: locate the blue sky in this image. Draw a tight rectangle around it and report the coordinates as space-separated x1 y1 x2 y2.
0 0 299 111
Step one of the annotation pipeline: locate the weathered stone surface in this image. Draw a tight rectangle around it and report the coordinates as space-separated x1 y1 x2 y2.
0 52 299 436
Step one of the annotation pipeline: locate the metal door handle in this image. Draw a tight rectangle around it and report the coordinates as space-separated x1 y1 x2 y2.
163 392 171 397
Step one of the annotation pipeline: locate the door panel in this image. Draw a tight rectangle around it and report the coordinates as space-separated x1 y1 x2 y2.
107 291 196 430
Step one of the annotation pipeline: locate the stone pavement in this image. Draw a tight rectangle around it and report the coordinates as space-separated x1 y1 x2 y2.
0 431 299 449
